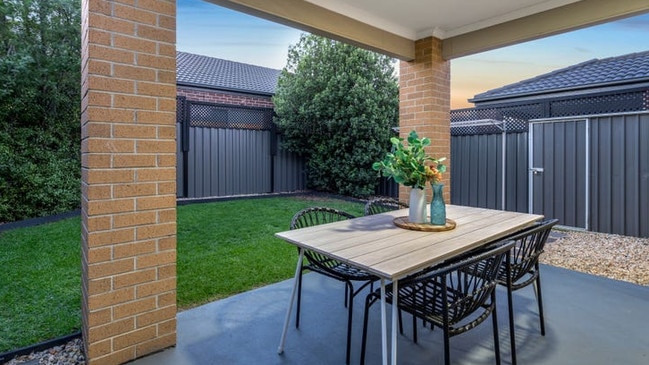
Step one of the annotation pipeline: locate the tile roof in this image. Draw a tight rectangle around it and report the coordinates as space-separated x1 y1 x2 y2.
176 51 281 95
471 50 649 103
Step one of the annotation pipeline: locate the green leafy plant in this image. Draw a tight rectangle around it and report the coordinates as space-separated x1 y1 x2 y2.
273 34 399 198
372 130 446 189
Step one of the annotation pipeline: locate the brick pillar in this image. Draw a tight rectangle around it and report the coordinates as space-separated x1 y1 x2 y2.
81 1 177 364
398 37 451 202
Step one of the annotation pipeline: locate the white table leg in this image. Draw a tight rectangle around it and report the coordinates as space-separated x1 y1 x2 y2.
380 279 388 365
278 248 304 354
391 280 398 365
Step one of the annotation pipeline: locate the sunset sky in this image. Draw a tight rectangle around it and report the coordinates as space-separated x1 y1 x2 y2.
177 1 649 109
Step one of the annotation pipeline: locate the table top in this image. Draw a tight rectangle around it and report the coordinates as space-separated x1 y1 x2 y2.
275 205 543 280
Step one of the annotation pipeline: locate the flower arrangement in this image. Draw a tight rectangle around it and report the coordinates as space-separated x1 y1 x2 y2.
372 130 447 189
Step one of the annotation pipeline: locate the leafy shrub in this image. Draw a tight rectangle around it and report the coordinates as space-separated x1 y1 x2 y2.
273 34 399 198
0 0 81 222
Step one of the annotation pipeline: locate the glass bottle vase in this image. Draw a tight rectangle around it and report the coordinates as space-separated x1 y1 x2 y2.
430 183 446 225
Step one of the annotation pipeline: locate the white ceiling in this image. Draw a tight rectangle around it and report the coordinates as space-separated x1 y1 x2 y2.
306 0 582 40
208 0 649 59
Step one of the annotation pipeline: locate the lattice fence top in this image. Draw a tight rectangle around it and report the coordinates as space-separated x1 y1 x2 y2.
182 100 274 130
451 104 540 135
176 96 187 124
451 89 649 136
551 90 647 117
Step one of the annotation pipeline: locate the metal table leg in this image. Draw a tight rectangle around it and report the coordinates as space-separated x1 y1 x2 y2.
278 248 304 354
380 279 388 365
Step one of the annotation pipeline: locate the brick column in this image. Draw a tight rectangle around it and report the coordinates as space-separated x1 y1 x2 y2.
398 37 451 201
81 1 177 364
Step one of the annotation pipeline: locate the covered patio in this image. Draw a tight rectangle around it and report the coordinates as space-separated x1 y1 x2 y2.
130 264 649 364
80 0 649 364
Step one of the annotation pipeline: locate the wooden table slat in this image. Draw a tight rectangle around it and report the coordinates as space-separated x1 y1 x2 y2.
275 205 543 280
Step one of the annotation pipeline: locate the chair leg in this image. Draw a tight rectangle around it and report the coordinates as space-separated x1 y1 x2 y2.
296 268 303 329
491 291 501 365
506 284 517 365
505 257 517 365
360 295 376 365
412 313 418 344
443 325 451 365
344 283 349 308
535 268 546 336
345 282 354 365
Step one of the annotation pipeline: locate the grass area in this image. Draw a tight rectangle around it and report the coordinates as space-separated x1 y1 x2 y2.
0 194 365 353
0 218 82 353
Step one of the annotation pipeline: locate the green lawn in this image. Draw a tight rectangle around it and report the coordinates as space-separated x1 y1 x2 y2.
0 194 365 353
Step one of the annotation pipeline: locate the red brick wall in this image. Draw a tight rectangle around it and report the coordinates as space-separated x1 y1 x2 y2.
177 86 274 108
398 37 451 201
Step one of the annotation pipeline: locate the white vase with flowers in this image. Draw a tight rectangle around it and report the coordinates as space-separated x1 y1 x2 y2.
373 130 446 224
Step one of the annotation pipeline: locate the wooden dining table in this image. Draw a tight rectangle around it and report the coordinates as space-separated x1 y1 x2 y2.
276 204 544 365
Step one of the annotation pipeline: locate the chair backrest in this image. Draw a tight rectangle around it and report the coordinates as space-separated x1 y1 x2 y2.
290 207 355 230
290 207 356 270
364 197 408 216
401 241 514 326
504 218 559 282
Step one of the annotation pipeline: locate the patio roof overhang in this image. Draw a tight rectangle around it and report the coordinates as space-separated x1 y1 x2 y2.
206 0 649 60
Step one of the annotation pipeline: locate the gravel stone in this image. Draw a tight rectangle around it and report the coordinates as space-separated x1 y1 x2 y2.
3 338 85 365
3 229 647 365
541 228 649 286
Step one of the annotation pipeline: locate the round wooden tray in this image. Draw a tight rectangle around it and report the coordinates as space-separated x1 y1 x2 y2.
393 216 456 232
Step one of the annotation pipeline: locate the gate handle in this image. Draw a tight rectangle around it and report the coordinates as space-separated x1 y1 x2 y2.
530 167 544 175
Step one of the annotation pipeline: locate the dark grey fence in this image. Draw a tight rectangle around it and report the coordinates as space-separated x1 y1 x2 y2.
176 97 306 198
588 113 649 237
450 92 649 238
451 131 529 213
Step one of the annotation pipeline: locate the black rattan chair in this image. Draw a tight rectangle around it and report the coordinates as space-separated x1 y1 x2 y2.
364 197 409 216
498 218 558 365
360 240 515 365
291 207 379 365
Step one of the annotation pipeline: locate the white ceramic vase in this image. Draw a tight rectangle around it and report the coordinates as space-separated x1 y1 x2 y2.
408 188 427 223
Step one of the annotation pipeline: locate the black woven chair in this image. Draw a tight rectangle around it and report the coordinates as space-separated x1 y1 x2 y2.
360 240 515 365
364 197 409 216
498 218 558 365
290 207 379 365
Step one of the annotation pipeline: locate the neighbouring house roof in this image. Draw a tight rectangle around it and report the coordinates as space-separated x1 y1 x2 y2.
176 51 281 96
470 50 649 104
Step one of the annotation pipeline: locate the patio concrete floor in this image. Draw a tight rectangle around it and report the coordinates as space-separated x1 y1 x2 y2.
130 264 649 365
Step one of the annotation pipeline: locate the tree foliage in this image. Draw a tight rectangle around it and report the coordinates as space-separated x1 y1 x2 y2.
273 34 399 198
0 0 81 222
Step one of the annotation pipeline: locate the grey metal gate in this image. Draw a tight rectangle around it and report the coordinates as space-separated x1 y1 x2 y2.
529 119 588 229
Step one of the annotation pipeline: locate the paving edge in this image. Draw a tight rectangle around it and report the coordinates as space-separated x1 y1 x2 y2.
0 210 81 233
0 332 81 364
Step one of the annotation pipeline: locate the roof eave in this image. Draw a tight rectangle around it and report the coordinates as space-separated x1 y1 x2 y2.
177 81 276 97
470 77 649 104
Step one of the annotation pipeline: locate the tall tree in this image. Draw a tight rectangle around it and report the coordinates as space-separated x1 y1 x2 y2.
0 0 81 222
273 34 398 198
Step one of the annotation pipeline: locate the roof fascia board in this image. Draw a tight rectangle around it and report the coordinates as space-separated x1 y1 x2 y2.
442 0 649 59
205 0 415 60
177 82 275 97
472 83 649 107
470 78 649 103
